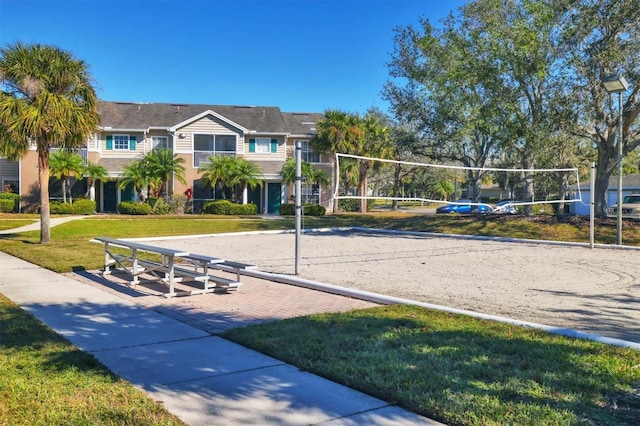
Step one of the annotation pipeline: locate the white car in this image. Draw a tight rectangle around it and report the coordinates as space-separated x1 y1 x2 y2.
607 194 640 220
492 200 518 214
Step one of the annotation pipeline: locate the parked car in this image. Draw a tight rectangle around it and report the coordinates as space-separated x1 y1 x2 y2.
607 194 640 220
492 200 518 214
436 199 493 214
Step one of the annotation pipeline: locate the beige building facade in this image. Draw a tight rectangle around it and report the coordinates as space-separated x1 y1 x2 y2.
1 101 332 214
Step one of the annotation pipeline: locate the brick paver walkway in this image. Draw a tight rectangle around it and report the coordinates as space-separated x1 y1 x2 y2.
67 269 379 334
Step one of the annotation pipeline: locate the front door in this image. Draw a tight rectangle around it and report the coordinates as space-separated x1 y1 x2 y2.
103 181 118 212
247 186 262 213
267 182 281 214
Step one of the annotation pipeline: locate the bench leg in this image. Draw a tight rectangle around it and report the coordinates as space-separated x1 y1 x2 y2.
166 255 176 296
131 248 140 285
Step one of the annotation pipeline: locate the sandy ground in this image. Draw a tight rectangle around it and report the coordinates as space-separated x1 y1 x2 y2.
140 229 640 344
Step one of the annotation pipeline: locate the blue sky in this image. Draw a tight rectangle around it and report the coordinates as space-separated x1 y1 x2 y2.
0 0 465 114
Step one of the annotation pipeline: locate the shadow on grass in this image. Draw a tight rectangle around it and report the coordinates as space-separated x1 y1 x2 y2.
224 306 640 425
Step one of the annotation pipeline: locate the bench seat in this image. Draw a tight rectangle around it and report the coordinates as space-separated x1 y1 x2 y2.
96 236 244 297
137 259 241 292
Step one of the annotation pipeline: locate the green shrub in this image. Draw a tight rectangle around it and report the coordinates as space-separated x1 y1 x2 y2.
279 203 326 216
71 199 96 215
148 198 171 215
305 204 326 216
203 200 257 215
50 201 74 214
0 192 20 212
0 199 14 213
49 199 96 215
279 203 295 215
117 201 152 215
338 199 375 212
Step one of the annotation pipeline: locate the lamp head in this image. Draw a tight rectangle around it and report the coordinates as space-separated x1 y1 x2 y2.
602 74 629 93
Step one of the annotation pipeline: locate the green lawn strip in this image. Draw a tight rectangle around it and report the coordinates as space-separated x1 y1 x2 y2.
0 219 38 231
0 294 185 425
224 305 640 426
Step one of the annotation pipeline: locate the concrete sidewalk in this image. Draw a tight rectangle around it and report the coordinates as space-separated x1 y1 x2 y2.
0 251 441 425
0 215 88 234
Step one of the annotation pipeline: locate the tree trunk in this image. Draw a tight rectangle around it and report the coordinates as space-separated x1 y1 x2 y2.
359 161 369 213
391 163 402 211
521 155 535 216
555 172 568 217
332 162 339 213
466 170 481 202
61 178 67 204
588 138 618 218
38 152 51 244
67 177 73 204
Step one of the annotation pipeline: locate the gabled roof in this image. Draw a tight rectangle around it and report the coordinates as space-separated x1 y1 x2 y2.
169 110 250 134
282 112 323 137
98 101 292 134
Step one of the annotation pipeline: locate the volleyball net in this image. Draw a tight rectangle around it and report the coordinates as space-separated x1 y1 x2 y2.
333 153 585 211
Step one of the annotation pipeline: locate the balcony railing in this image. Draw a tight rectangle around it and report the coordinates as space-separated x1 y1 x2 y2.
194 151 236 167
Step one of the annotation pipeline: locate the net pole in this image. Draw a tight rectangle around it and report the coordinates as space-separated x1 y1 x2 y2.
295 141 302 275
333 152 340 213
590 162 595 249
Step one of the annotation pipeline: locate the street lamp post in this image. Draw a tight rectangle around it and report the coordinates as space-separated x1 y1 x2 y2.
602 73 629 246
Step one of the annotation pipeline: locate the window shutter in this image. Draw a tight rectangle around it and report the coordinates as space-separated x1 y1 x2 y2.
106 135 113 150
270 139 277 153
129 136 137 151
249 138 256 153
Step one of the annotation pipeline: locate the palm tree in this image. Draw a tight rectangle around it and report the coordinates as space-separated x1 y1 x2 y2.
198 155 234 199
83 161 107 201
357 113 392 212
280 157 330 203
311 110 364 212
49 150 85 204
228 158 263 204
0 42 100 243
119 161 149 202
145 149 186 198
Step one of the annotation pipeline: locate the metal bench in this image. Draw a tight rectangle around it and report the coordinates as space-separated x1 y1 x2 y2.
95 236 242 297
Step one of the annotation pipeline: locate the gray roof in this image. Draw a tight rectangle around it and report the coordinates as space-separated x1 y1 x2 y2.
570 173 640 190
96 158 136 174
254 161 286 175
98 101 303 134
281 112 323 137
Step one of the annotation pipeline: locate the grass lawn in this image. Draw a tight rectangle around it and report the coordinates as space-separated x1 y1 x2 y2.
1 212 640 425
224 305 640 425
0 293 185 425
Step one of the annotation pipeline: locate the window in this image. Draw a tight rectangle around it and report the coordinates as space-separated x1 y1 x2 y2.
301 183 320 205
152 136 169 150
193 134 236 167
113 135 129 150
215 135 235 152
300 141 320 162
248 138 278 154
255 138 271 153
106 135 136 151
2 179 18 194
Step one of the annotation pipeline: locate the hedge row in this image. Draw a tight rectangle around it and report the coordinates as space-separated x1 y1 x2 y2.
279 203 326 216
50 199 96 215
0 193 20 213
338 199 375 213
117 201 152 215
202 200 257 215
